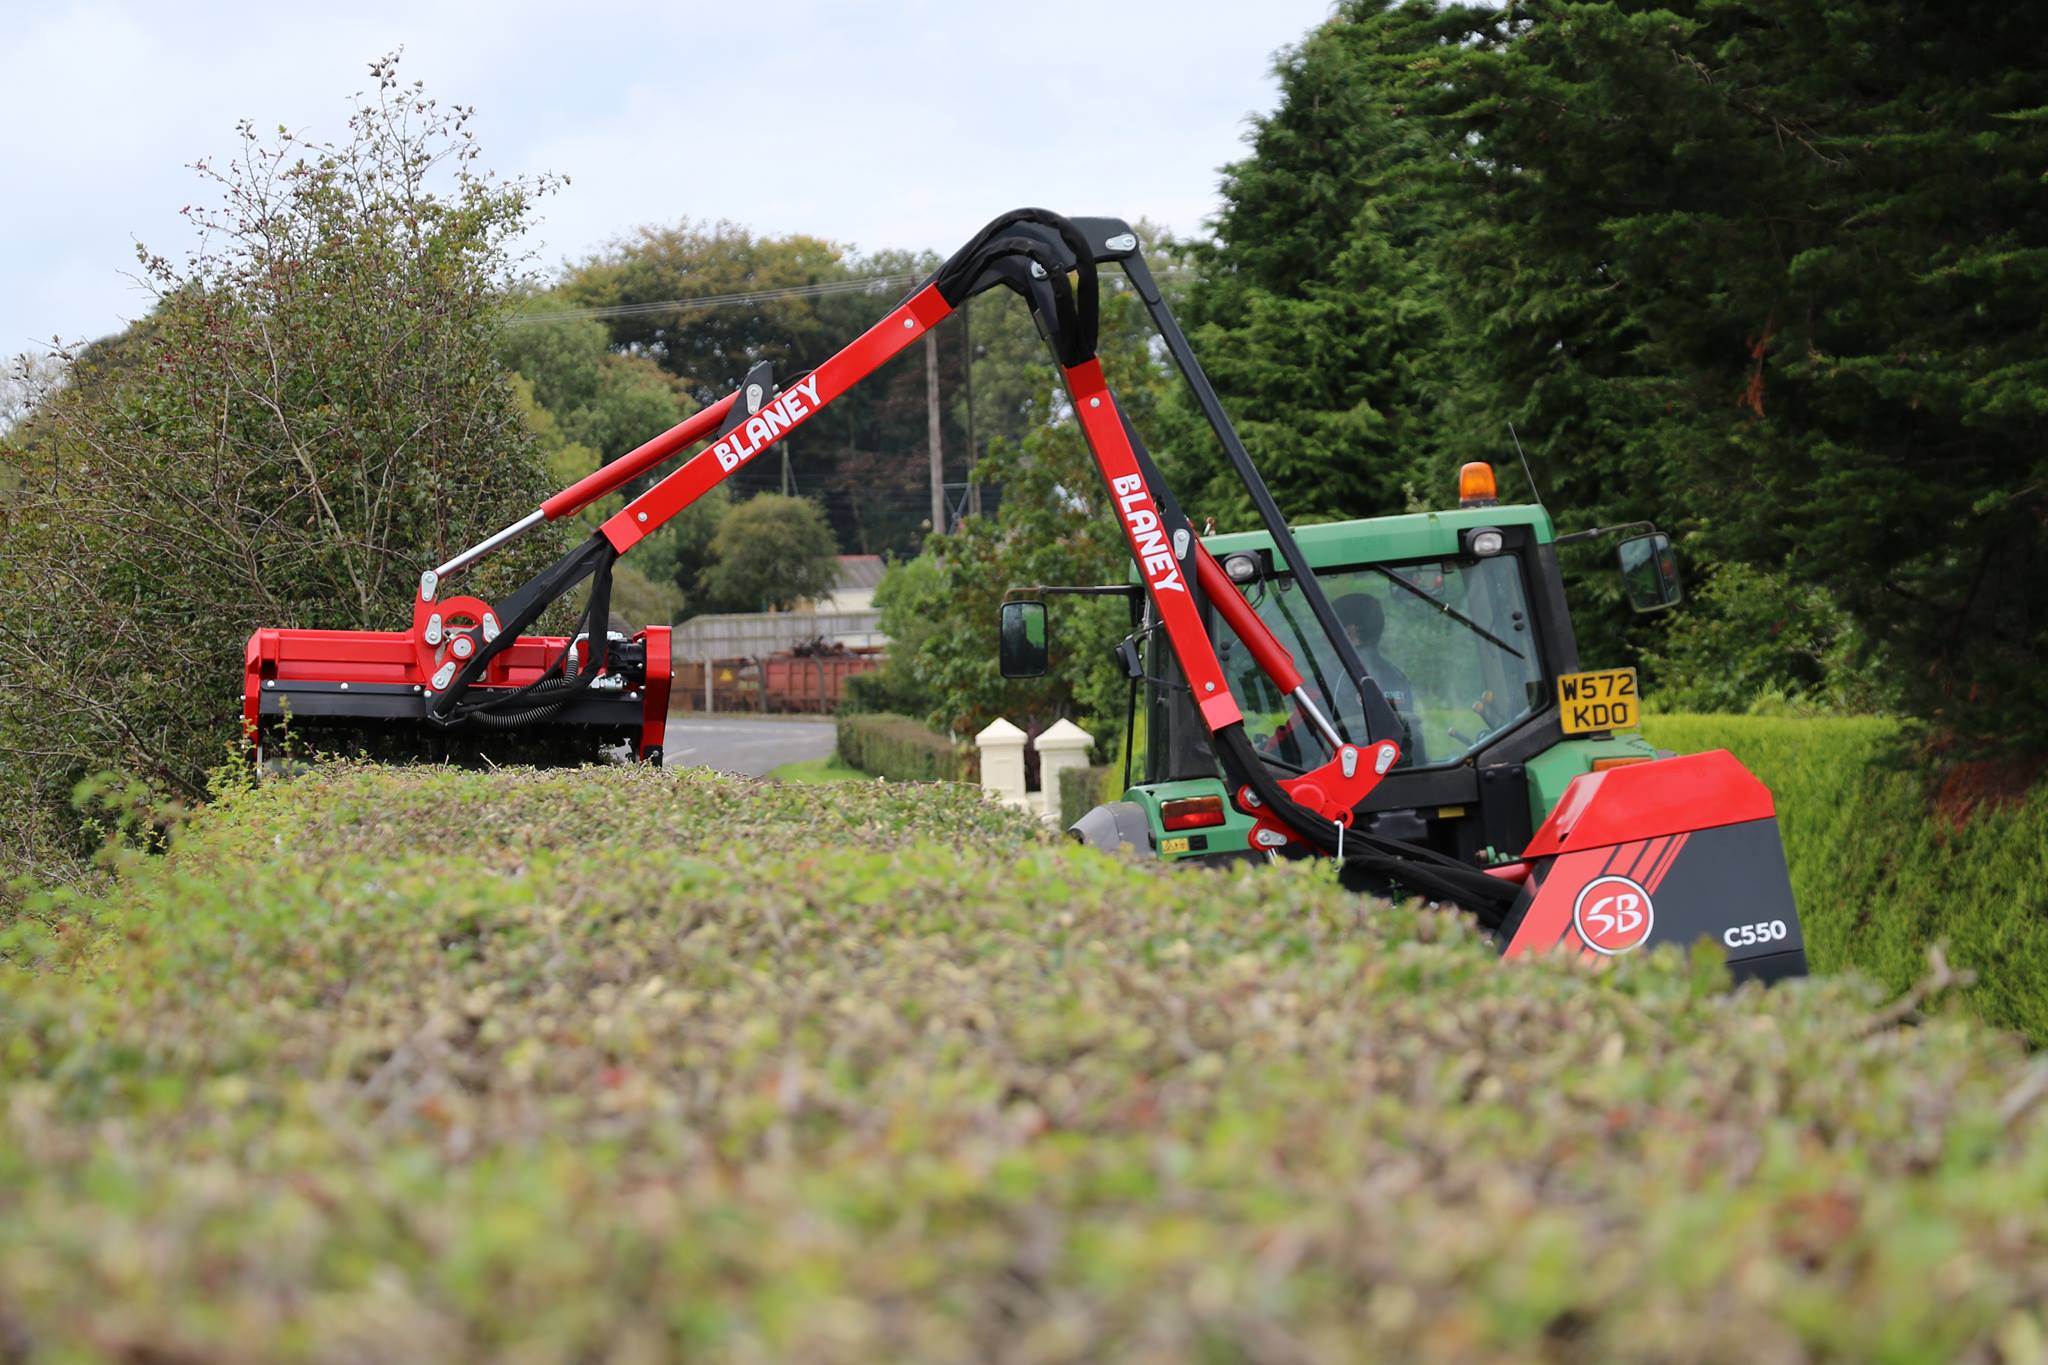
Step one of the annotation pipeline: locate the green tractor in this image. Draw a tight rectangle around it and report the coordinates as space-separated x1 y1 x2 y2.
1020 487 1679 878
999 217 1802 980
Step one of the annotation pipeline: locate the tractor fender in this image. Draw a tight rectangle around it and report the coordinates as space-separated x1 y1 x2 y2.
1069 800 1157 857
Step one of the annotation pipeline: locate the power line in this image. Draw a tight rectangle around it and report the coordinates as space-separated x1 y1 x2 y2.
507 273 921 326
506 266 1195 327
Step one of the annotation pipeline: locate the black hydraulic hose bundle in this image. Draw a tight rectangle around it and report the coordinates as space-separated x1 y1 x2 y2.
1213 726 1523 926
930 208 1100 365
427 532 619 731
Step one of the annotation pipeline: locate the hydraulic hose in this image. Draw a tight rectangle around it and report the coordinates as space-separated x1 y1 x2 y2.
1213 725 1522 925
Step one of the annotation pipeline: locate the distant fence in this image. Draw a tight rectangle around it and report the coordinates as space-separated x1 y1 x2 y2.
668 608 888 715
673 649 883 714
670 609 884 658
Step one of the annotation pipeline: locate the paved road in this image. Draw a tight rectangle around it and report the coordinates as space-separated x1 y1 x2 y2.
662 716 836 777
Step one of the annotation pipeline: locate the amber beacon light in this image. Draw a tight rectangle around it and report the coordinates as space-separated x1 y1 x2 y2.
1458 461 1499 508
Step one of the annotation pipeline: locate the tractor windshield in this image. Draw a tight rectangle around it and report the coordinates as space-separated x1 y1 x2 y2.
1213 554 1546 771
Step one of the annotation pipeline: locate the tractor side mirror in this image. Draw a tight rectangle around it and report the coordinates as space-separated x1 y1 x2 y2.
1618 532 1683 612
999 600 1049 677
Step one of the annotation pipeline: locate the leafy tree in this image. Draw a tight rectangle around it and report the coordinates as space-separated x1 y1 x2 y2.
503 373 682 628
807 247 966 555
564 223 851 399
500 306 717 622
0 56 561 870
698 494 840 613
558 229 968 557
628 483 728 619
498 304 696 464
570 354 693 464
497 308 609 418
1643 562 1892 715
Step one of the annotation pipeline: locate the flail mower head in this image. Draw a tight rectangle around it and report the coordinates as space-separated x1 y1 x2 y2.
243 623 670 768
1488 749 1805 980
245 533 671 768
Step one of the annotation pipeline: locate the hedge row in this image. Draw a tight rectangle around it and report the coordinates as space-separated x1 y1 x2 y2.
833 711 976 783
5 764 2048 1360
833 709 2048 1039
1644 713 2048 1039
1058 762 1117 829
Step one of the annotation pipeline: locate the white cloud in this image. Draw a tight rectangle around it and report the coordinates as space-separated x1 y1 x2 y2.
2 0 1332 351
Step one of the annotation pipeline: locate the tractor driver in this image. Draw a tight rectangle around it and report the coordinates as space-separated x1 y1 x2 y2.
1334 592 1424 764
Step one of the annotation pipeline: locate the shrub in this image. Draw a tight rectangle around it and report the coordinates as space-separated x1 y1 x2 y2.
1643 562 1894 714
4 763 2048 1359
1644 713 2048 1039
0 57 561 872
1058 762 1117 829
834 711 975 782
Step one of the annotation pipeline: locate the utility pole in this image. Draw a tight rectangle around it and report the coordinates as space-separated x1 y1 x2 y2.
963 299 980 518
925 328 945 536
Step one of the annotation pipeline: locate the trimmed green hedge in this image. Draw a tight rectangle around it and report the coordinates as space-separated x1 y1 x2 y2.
5 764 2048 1359
834 711 975 783
1058 762 1117 829
1644 713 2048 1039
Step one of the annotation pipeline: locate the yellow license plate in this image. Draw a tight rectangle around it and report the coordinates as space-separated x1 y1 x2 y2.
1557 668 1639 734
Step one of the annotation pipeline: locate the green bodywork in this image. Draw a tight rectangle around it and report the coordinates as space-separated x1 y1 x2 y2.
1126 732 1659 864
1522 734 1659 829
1121 776 1260 859
1123 502 1656 862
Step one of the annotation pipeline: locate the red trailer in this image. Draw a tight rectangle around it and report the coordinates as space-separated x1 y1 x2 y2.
761 650 883 713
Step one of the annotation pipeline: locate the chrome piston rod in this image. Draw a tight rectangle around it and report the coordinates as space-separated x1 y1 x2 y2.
431 508 547 583
1291 685 1346 753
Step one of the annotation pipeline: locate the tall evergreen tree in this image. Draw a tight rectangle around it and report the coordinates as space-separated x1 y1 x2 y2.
1161 1 1464 528
1431 0 2048 749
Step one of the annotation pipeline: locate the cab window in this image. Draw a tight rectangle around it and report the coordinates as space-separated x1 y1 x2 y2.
1212 555 1545 770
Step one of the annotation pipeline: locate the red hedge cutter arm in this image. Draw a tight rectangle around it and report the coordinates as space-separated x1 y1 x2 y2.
409 208 1518 914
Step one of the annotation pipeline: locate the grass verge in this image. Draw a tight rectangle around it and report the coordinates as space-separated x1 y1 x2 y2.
767 754 873 784
4 763 2048 1360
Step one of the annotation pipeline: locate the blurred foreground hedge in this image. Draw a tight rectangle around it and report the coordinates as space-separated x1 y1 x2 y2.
4 763 2048 1361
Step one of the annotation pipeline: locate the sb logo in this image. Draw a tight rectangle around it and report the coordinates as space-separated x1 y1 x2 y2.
1573 874 1655 954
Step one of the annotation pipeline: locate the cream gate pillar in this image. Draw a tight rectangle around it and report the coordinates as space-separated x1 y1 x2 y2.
1033 718 1094 827
975 717 1030 812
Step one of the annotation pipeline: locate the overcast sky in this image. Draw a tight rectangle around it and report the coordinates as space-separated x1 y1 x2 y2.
2 0 1337 357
